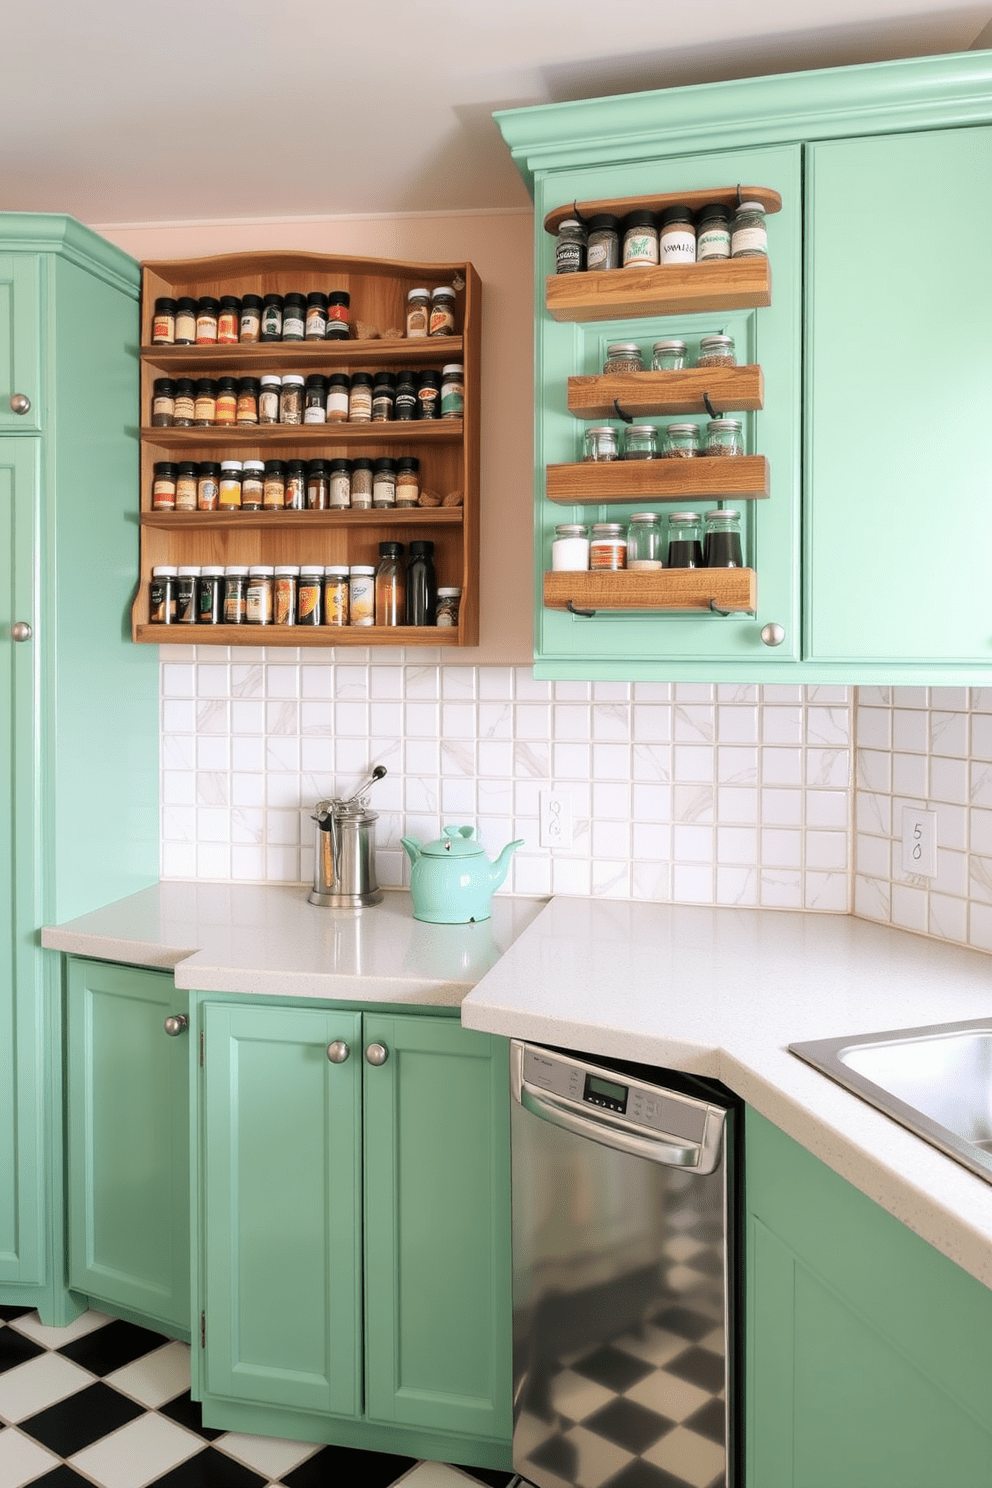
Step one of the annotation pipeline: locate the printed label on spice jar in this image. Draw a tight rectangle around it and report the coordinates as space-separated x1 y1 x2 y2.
263 478 285 510
697 227 731 260
349 576 374 626
215 393 237 424
173 392 195 422
152 314 174 343
152 479 176 510
350 389 372 420
429 306 455 335
175 475 197 511
152 395 173 423
236 393 258 423
195 317 217 344
175 310 196 341
283 315 305 339
441 383 463 418
297 581 321 624
327 390 349 421
373 475 396 507
198 478 219 511
305 310 326 337
660 229 696 262
407 307 428 336
327 304 348 324
731 226 767 255
590 539 627 571
218 314 239 343
623 233 659 266
586 241 612 269
261 310 281 337
274 580 296 627
325 580 349 626
304 404 326 424
330 473 351 508
240 311 260 340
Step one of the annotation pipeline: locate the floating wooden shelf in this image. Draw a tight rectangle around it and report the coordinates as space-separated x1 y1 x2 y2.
140 509 463 531
142 337 462 372
567 365 763 419
546 455 769 504
134 623 463 648
546 259 771 323
142 422 461 450
544 568 757 615
543 187 783 236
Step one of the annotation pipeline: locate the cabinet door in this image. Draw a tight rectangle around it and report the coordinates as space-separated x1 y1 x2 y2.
0 254 42 432
746 1109 992 1485
806 126 992 666
364 1014 511 1441
0 439 43 1287
534 144 802 676
201 1002 363 1418
66 958 190 1332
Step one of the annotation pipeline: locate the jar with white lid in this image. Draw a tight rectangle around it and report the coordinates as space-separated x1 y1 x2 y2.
349 566 376 626
651 340 687 371
626 513 664 570
590 523 627 571
697 334 736 368
662 423 700 459
583 425 619 462
705 418 744 456
552 524 589 571
246 565 275 625
436 588 462 627
731 200 767 258
604 342 644 374
623 423 657 460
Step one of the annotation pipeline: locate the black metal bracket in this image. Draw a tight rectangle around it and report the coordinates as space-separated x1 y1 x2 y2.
567 599 597 618
702 391 720 420
709 598 732 616
612 399 634 424
736 183 744 208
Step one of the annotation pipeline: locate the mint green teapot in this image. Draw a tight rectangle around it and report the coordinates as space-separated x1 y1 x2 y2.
401 826 524 924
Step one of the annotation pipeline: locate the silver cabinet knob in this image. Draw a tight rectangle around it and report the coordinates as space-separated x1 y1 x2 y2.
760 623 785 647
326 1040 351 1064
11 622 32 642
164 1015 189 1036
9 393 30 415
365 1042 389 1066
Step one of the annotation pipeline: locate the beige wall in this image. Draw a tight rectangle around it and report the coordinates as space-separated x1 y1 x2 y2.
97 211 536 664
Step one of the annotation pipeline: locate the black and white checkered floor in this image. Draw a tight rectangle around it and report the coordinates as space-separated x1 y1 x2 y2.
0 1308 516 1488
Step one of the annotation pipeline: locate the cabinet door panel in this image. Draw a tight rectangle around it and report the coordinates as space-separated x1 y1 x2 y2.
364 1014 511 1441
0 254 42 432
202 1003 363 1418
66 959 189 1331
807 126 992 664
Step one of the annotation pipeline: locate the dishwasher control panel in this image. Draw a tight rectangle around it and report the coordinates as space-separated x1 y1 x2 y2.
522 1045 708 1142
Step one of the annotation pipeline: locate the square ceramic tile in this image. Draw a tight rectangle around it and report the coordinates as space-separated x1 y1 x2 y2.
0 1355 96 1425
214 1433 320 1481
0 1427 61 1488
68 1415 203 1488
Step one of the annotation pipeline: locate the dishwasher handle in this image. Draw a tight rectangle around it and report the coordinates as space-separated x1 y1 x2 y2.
517 1079 705 1169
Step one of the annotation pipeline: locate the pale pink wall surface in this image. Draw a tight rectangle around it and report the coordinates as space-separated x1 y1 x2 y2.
96 212 536 665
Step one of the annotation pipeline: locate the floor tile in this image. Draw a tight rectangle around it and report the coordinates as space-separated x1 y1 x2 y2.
22 1469 95 1488
450 1468 516 1488
392 1467 478 1488
157 1392 223 1443
0 1309 35 1323
281 1445 416 1488
0 1354 96 1425
69 1414 204 1488
19 1381 145 1457
9 1314 112 1351
140 1447 265 1488
213 1432 319 1481
0 1332 46 1379
56 1322 168 1379
106 1343 191 1409
0 1426 61 1488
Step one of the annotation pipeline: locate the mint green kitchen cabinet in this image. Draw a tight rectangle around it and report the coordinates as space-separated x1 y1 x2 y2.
198 999 512 1470
746 1109 992 1485
0 215 160 1326
65 958 190 1336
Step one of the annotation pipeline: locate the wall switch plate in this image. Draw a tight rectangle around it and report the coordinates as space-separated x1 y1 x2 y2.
901 806 938 879
540 790 573 849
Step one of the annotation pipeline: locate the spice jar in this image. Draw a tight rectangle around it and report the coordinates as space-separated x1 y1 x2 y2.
174 297 198 345
705 417 744 456
149 566 177 623
239 294 263 342
306 459 329 510
215 376 238 425
349 372 373 422
417 369 440 419
274 566 299 625
436 588 461 627
263 460 286 510
329 458 352 509
394 371 418 421
375 542 406 626
696 203 731 262
349 566 376 626
246 566 274 625
218 461 243 511
440 363 464 419
704 509 744 568
223 566 249 624
304 374 328 423
350 457 373 509
327 373 350 422
406 287 430 338
590 523 627 571
429 286 456 336
194 378 218 426
282 292 306 341
624 423 657 460
172 377 195 427
196 297 219 345
659 204 696 264
260 293 284 342
297 566 323 625
396 456 420 506
667 512 703 568
152 378 176 426
259 375 281 424
175 566 200 624
583 425 619 462
697 334 736 368
305 291 328 340
152 298 176 345
371 371 395 422
663 422 701 458
284 460 306 510
605 342 644 374
627 513 664 570
175 461 199 512
586 214 620 272
406 541 437 626
623 210 659 268
217 296 241 344
197 461 220 511
236 376 260 425
651 339 687 371
552 524 589 571
152 462 178 510
241 460 264 510
279 374 304 424
324 566 350 626
326 290 350 340
731 200 767 258
372 456 397 508
198 566 224 624
555 218 587 274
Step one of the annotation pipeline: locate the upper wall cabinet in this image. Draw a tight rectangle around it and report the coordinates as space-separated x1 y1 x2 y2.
496 49 992 683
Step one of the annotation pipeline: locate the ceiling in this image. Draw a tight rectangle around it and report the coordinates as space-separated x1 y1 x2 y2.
2 0 991 227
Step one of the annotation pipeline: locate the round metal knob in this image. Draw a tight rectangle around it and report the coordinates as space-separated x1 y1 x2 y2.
9 393 30 415
365 1043 389 1066
164 1015 189 1036
11 622 32 642
326 1040 351 1064
760 623 785 648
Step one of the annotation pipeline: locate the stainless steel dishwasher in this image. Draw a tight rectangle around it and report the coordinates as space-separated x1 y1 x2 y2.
510 1040 740 1488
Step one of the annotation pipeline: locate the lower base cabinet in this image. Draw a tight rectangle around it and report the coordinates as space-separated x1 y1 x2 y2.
746 1109 992 1486
198 1001 512 1468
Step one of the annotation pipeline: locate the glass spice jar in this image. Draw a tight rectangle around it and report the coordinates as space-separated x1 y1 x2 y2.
696 203 731 261
175 461 199 512
152 378 176 426
667 512 704 568
279 374 304 424
241 460 265 510
627 512 664 570
663 422 701 458
659 204 696 264
375 542 406 627
651 339 687 371
440 363 464 420
274 566 299 625
590 523 627 570
259 374 281 425
372 456 397 508
324 565 350 626
304 374 328 423
371 371 395 421
705 417 744 456
586 214 620 272
429 286 456 336
406 287 430 338
623 423 657 460
731 200 768 258
197 461 220 511
223 566 249 624
149 566 177 623
152 298 176 345
552 524 589 571
417 369 440 419
246 566 275 625
284 460 306 510
282 293 307 341
236 376 260 425
436 588 461 627
350 457 373 509
198 566 224 624
218 461 243 511
329 458 352 509
193 378 218 426
239 294 263 342
306 459 329 511
396 456 420 506
349 372 373 422
215 377 238 425
196 297 219 345
174 297 198 345
555 218 587 274
326 291 350 340
704 509 744 568
326 372 350 422
263 460 286 510
394 370 418 421
175 566 200 624
583 425 620 462
305 291 328 340
217 296 241 344
697 334 736 368
172 377 195 427
152 462 178 510
260 293 284 342
604 342 644 374
622 210 659 268
349 566 376 626
297 567 323 625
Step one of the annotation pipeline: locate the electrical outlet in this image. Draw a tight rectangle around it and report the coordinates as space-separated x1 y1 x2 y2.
540 790 573 849
901 806 938 879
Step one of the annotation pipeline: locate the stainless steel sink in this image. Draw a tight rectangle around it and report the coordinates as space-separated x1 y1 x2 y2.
790 1019 992 1184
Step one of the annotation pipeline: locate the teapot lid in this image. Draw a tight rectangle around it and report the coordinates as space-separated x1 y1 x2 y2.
419 825 486 857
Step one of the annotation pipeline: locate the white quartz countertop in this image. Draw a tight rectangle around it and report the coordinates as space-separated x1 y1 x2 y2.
42 882 547 1005
460 897 992 1290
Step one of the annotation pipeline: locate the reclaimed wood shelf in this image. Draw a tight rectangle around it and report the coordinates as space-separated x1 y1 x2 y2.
134 623 462 649
546 455 769 504
142 422 461 450
567 365 763 418
142 337 462 372
543 186 782 236
544 568 757 615
546 258 771 323
140 509 462 531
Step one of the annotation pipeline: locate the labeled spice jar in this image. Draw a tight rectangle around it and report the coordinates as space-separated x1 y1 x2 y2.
217 296 241 344
326 372 350 422
172 377 195 426
152 298 177 345
663 422 701 458
246 566 274 625
429 286 456 336
223 566 249 624
394 371 418 421
623 210 659 268
152 462 178 510
218 461 243 510
262 460 286 510
731 200 767 258
349 372 373 423
350 457 373 509
406 287 430 338
324 566 350 626
440 363 464 419
175 566 199 624
372 371 395 422
329 457 352 509
174 297 198 345
194 377 218 426
279 373 304 424
239 294 263 343
175 461 199 512
667 512 703 568
555 218 587 274
704 509 744 568
304 374 328 423
196 297 220 345
696 203 731 262
605 342 644 374
236 376 260 425
241 460 265 510
372 456 397 508
417 369 440 419
552 523 589 571
659 205 696 264
698 335 736 369
149 566 177 623
152 378 176 426
627 513 664 570
305 291 328 340
197 461 220 511
326 290 350 340
705 417 744 456
590 523 627 571
297 567 323 625
284 460 306 510
586 214 620 272
406 540 437 625
274 566 299 625
349 566 375 626
436 588 461 627
198 566 224 624
307 459 329 510
375 542 405 626
396 456 420 506
624 423 657 460
282 293 306 341
651 339 687 371
259 375 281 424
215 377 238 425
583 425 619 462
260 293 284 342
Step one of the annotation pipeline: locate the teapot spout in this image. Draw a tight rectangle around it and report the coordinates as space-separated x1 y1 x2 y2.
401 836 423 866
491 839 525 891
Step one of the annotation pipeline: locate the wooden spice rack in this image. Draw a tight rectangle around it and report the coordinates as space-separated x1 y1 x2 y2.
134 251 481 648
567 365 763 419
546 258 771 323
544 569 757 615
542 186 783 236
546 456 770 504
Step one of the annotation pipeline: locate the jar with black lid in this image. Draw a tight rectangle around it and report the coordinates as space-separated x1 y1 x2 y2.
172 378 195 427
696 203 731 262
149 566 177 623
623 210 659 268
349 372 373 423
350 457 373 509
223 566 249 624
372 371 396 421
327 372 350 422
282 293 307 341
659 205 696 264
555 218 587 274
152 298 177 345
326 290 350 340
372 456 397 508
239 294 263 342
306 459 329 510
197 461 220 511
305 291 328 340
329 458 352 509
175 461 199 511
152 378 176 427
304 374 328 423
394 371 418 421
175 567 200 623
241 460 265 510
174 297 198 345
194 378 218 426
152 462 178 510
236 376 260 425
262 460 286 510
417 368 440 420
196 296 220 345
260 293 284 342
279 374 304 425
198 566 224 624
586 214 621 272
217 296 241 344
215 376 238 425
396 456 420 506
284 459 306 510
